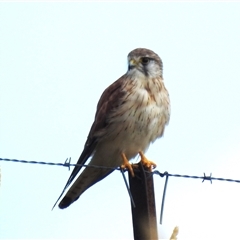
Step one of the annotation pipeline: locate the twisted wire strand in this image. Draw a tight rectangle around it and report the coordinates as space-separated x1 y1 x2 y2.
0 157 121 170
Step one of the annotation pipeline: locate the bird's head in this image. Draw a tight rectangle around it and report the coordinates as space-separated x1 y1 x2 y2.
127 48 163 78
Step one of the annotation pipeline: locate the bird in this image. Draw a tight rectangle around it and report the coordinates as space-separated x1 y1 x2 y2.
54 48 170 209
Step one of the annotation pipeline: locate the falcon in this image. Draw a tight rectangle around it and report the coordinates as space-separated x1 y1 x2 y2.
54 48 170 209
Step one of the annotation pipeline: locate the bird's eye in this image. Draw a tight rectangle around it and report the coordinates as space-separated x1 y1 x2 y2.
141 57 150 65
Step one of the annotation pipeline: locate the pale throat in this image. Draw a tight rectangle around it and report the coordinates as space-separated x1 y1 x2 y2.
127 68 161 88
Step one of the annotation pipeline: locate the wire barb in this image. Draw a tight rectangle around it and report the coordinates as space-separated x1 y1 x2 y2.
202 172 212 183
63 157 71 171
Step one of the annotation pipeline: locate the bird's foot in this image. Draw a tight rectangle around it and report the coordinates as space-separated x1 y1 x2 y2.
139 151 157 170
121 153 135 177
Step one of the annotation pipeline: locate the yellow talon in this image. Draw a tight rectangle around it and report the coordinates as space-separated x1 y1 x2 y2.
121 153 134 177
139 151 157 170
120 151 156 176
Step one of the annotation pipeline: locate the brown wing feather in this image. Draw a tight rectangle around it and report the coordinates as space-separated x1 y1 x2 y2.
52 74 126 209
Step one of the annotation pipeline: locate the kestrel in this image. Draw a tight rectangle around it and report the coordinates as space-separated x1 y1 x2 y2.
54 48 170 209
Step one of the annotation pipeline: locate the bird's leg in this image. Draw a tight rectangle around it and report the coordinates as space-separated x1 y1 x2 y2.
121 153 135 177
139 151 157 170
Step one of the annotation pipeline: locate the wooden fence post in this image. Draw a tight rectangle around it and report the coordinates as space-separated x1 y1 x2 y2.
128 162 158 240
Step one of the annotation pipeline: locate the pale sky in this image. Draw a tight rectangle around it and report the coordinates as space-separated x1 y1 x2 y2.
1 2 240 239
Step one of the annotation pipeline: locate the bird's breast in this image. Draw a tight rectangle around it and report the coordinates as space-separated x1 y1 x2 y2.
107 77 170 156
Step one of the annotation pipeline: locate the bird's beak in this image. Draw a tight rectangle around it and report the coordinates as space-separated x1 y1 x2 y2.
128 58 138 70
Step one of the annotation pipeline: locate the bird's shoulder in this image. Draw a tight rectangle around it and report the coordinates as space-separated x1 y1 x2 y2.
85 74 127 143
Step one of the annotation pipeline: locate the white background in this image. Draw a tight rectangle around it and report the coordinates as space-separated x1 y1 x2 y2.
1 2 240 239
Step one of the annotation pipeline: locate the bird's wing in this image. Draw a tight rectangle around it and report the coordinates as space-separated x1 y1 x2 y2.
52 75 126 209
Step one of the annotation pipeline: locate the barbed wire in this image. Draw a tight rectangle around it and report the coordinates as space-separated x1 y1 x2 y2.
1 157 240 224
152 170 240 184
2 157 240 183
0 157 121 170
